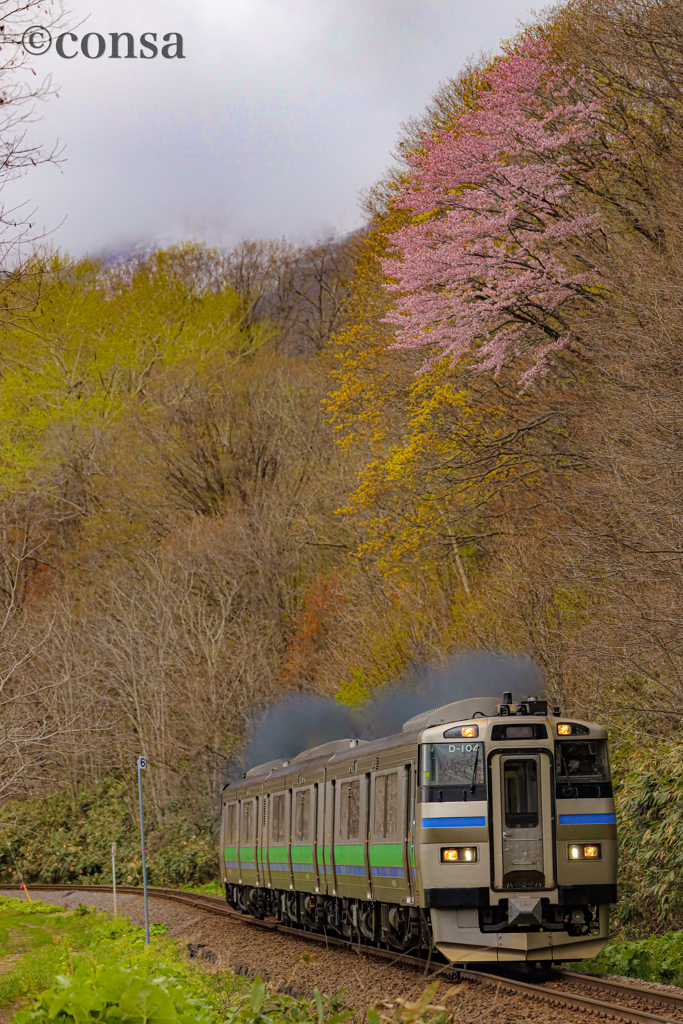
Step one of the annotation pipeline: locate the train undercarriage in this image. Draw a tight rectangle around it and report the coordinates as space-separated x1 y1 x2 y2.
224 883 601 961
226 883 429 953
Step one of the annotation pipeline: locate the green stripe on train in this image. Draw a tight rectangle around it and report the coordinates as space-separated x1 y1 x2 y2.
333 845 364 866
291 845 314 863
369 844 403 867
232 844 403 868
268 846 288 861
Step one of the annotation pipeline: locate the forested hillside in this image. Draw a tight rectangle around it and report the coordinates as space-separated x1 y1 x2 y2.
1 0 683 932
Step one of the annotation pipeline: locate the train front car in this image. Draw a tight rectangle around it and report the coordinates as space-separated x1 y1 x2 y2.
414 695 617 963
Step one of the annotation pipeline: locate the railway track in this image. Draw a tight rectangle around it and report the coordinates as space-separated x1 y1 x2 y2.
3 883 682 1024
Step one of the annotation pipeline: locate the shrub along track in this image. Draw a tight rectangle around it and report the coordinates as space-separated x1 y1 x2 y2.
3 884 682 1024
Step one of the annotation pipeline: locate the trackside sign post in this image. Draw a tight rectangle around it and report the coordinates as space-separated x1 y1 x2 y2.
137 755 150 944
112 841 117 918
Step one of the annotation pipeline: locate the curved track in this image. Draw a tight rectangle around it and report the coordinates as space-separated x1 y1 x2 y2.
3 884 681 1024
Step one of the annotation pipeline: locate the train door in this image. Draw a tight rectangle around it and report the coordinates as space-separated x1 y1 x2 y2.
363 773 372 900
370 767 407 903
240 797 259 886
254 796 262 886
328 778 338 894
317 779 328 893
312 782 321 893
268 789 289 892
333 773 370 897
287 787 295 890
261 794 271 888
490 752 554 890
223 800 239 883
404 764 416 904
292 785 316 891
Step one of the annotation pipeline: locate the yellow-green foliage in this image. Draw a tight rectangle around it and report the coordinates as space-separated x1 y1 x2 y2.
0 247 262 488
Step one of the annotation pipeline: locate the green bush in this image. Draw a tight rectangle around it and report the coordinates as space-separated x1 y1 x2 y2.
580 930 683 986
0 778 219 888
611 739 683 932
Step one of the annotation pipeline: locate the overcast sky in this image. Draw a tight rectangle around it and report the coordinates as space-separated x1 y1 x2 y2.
9 0 535 258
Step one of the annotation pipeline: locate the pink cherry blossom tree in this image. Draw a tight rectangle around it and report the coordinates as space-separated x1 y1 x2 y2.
381 36 602 388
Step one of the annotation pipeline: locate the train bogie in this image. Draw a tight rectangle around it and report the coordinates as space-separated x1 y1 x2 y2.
221 695 617 964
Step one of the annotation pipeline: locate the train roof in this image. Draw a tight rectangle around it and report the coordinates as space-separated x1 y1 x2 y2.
402 696 500 731
238 730 422 785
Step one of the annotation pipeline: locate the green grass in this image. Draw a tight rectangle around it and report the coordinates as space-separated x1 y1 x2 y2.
179 880 223 895
0 895 357 1024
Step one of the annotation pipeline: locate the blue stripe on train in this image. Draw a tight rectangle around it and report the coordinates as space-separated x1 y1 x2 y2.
292 863 314 872
240 860 255 868
421 816 486 828
224 860 238 868
371 866 404 878
336 864 366 876
559 813 616 825
269 863 288 872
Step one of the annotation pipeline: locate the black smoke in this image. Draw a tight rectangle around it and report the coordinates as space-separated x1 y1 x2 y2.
362 651 544 738
241 694 361 774
239 650 544 773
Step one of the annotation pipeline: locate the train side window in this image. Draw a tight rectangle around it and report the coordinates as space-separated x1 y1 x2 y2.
226 803 237 843
340 779 360 840
241 800 254 843
374 772 399 840
271 794 286 843
294 789 311 843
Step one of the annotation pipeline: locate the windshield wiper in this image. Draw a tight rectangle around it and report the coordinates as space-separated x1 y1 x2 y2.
470 746 480 795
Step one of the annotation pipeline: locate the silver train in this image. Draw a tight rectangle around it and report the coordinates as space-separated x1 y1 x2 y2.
220 694 617 964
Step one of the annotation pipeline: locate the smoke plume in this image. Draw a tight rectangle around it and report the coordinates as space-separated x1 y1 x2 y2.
240 651 544 772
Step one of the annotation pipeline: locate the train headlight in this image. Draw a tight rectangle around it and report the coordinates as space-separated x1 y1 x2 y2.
441 846 478 863
557 722 590 735
567 843 602 860
443 724 479 739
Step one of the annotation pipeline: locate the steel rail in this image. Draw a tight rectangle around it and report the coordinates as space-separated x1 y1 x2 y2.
461 969 680 1024
2 884 681 1024
556 970 683 1015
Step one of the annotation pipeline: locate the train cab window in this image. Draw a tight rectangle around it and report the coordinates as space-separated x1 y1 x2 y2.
503 759 539 829
374 772 399 840
555 740 609 780
421 743 484 787
226 803 237 844
271 794 286 843
294 789 311 843
241 800 255 843
340 779 360 840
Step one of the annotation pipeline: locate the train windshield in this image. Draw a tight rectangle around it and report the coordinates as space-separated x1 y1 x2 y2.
421 742 485 787
555 740 609 780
